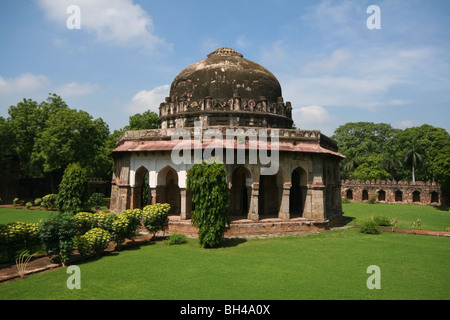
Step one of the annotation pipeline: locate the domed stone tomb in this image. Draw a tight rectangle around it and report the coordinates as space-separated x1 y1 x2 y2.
109 48 345 235
159 48 293 129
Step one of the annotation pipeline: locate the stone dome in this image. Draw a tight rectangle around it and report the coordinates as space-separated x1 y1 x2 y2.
159 47 293 129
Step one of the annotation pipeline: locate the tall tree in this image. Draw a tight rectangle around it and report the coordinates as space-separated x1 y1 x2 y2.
32 107 110 191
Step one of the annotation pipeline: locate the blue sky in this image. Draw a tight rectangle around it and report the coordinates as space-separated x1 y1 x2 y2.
0 0 449 136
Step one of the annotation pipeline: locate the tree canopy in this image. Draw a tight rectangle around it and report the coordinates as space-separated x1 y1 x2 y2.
332 122 450 199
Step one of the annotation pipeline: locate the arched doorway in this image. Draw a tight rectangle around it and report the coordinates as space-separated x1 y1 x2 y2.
431 191 439 203
362 190 369 201
157 166 181 215
412 191 421 203
395 190 403 202
134 166 150 209
346 189 353 200
378 190 386 201
258 170 283 217
290 167 307 217
230 167 251 218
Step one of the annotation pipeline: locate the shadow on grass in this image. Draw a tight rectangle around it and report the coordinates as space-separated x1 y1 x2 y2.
219 237 247 248
432 205 450 212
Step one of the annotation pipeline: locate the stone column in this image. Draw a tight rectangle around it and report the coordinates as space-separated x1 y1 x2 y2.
150 188 157 205
278 182 291 220
248 182 259 221
180 188 187 220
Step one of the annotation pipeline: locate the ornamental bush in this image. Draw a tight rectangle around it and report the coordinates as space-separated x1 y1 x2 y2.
166 233 188 245
92 211 115 233
187 159 230 248
76 228 110 256
90 192 105 210
0 221 40 260
373 215 392 227
38 212 77 265
120 208 143 241
41 194 58 210
142 203 170 237
74 211 95 235
111 214 129 249
360 219 381 235
56 162 90 214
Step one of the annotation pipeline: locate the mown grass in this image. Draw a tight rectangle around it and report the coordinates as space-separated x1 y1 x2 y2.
1 203 449 300
342 202 450 231
1 228 449 300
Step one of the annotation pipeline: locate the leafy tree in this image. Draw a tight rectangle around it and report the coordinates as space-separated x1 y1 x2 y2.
56 163 90 214
32 107 110 190
6 94 68 178
124 110 159 130
187 159 230 248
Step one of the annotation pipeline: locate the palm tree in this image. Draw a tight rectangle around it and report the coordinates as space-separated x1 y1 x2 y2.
403 139 429 184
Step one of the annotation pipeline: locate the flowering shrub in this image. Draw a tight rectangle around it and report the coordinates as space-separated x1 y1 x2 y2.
74 212 95 235
121 208 143 240
92 211 115 233
111 214 129 249
0 221 39 260
41 194 58 210
76 228 110 256
142 203 170 237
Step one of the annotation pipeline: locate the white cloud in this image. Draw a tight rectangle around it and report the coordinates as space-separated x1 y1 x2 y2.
301 0 362 38
56 82 99 97
292 105 338 135
0 73 50 94
126 85 170 113
38 0 171 53
395 120 417 129
301 49 355 75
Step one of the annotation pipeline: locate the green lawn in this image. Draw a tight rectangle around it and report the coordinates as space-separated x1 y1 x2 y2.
1 203 449 300
342 202 450 231
0 208 54 224
0 228 449 300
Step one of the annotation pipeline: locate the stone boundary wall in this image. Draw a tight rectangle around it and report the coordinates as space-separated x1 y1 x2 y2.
341 180 442 206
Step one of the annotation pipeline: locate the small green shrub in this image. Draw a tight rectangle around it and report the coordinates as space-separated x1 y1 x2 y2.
90 193 105 210
41 194 58 210
34 198 42 206
166 233 187 245
368 195 377 204
77 228 110 256
92 211 115 233
13 198 19 207
142 203 170 237
0 221 40 260
26 202 33 209
38 212 77 265
373 215 392 226
341 197 350 204
74 212 95 235
111 214 129 249
120 208 143 241
360 219 381 234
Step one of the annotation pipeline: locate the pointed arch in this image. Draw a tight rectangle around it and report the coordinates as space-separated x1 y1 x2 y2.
230 166 252 218
134 166 150 209
258 169 283 217
290 167 307 217
156 166 180 215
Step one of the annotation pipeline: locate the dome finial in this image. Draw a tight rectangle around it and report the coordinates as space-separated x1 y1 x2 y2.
207 47 243 58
